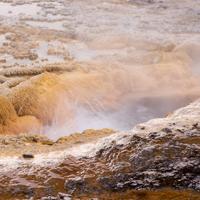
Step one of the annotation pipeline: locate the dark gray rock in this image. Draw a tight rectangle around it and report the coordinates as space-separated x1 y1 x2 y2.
22 153 34 159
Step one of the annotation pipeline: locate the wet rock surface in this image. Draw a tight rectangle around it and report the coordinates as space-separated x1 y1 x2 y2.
0 101 199 199
62 128 200 194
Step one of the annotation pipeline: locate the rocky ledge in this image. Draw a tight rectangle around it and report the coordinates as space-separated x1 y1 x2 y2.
62 100 200 195
0 99 200 199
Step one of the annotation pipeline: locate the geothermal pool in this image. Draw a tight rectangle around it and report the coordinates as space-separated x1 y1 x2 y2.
0 0 200 199
0 0 200 139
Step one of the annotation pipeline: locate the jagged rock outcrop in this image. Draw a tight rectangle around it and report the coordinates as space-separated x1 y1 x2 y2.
0 99 199 199
62 99 200 195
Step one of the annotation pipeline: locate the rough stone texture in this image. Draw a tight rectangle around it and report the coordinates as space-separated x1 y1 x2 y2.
63 99 200 194
0 99 199 199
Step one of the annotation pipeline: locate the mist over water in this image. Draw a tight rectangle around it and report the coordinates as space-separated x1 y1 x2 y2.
42 42 200 139
44 93 199 140
0 0 200 139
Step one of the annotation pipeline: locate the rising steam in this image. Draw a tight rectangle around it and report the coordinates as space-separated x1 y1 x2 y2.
42 40 200 139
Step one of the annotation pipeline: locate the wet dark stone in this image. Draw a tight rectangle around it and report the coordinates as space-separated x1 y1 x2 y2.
57 192 72 200
161 128 172 133
149 132 158 139
22 154 34 159
64 177 86 193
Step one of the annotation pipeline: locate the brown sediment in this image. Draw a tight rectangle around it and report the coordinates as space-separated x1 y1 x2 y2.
0 128 115 157
0 96 41 135
8 72 69 125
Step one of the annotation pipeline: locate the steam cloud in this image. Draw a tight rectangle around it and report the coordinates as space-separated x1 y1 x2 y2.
43 40 200 139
